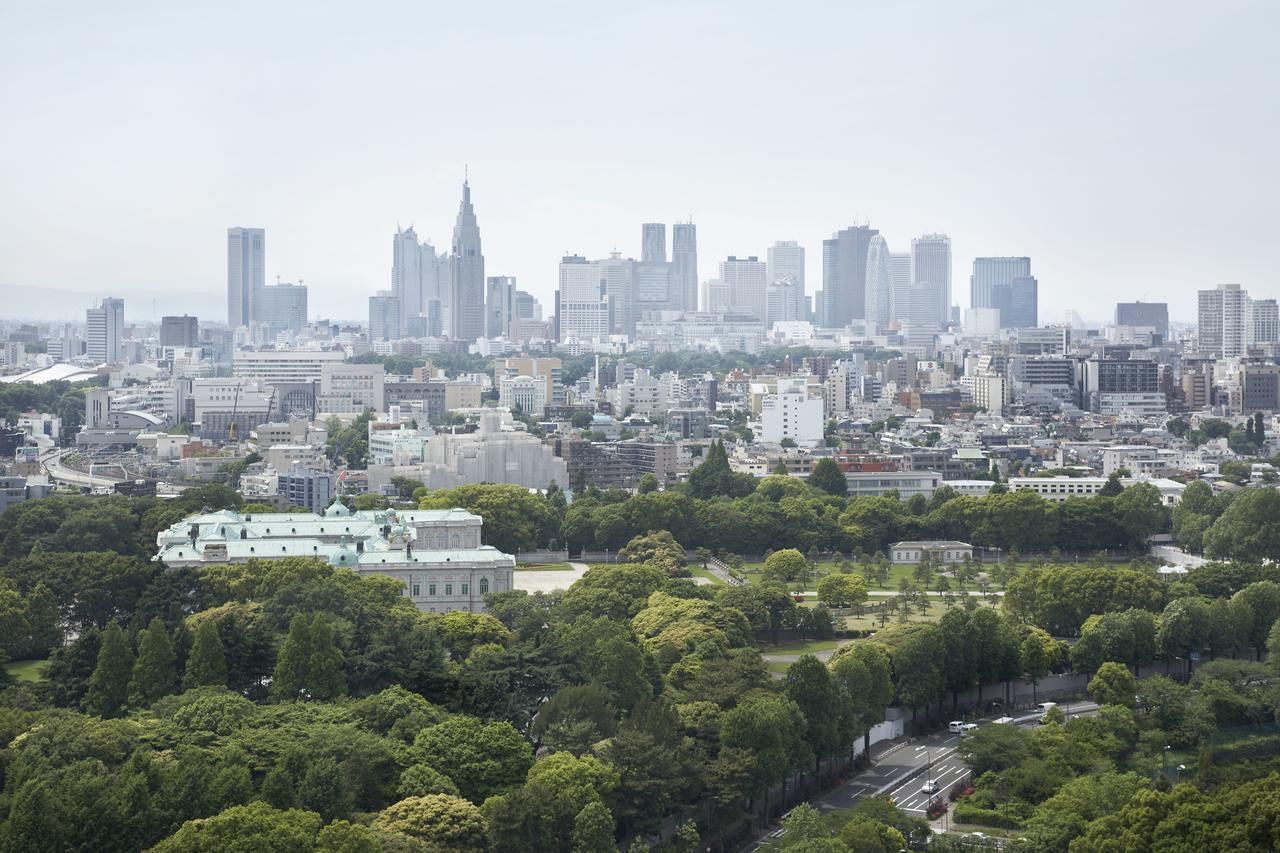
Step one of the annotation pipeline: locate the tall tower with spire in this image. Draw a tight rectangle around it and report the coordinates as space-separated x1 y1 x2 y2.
449 179 485 342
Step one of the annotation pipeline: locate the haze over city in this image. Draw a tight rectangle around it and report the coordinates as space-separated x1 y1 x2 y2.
3 0 1276 322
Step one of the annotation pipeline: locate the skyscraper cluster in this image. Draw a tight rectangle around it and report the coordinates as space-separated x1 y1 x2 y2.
811 227 955 335
1197 283 1278 357
557 221 699 343
226 227 309 334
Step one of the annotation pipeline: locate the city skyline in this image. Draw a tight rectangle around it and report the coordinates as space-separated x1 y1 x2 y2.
3 2 1276 323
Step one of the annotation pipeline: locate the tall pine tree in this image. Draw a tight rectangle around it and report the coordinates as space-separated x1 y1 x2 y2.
84 620 134 717
183 618 228 689
272 615 347 702
129 616 177 706
272 614 314 701
306 617 347 700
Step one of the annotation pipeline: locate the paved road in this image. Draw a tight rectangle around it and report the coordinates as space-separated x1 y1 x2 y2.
512 562 589 594
41 449 119 489
746 701 1099 850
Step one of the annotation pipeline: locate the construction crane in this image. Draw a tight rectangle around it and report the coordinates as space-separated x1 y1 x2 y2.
227 384 241 442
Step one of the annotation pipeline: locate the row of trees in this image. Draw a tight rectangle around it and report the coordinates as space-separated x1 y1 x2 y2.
410 470 1176 560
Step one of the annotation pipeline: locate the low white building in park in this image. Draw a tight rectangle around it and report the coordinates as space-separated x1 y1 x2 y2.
890 540 974 565
154 500 514 613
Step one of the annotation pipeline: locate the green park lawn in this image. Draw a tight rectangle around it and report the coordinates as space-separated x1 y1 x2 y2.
688 565 727 584
5 659 49 683
757 638 846 656
514 562 574 571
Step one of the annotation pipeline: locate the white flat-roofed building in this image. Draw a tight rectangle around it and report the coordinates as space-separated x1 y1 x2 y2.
890 540 974 564
319 363 385 414
844 470 943 499
1010 476 1186 505
233 350 346 386
154 501 513 613
760 391 823 447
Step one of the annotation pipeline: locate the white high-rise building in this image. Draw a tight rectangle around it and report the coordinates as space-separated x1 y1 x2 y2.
1248 298 1279 345
721 256 768 322
1198 283 1249 357
86 297 125 363
888 252 911 325
701 279 730 312
911 234 951 324
760 391 823 447
766 281 802 325
558 255 609 342
767 240 805 318
257 281 308 334
864 235 892 333
228 227 265 328
392 227 440 337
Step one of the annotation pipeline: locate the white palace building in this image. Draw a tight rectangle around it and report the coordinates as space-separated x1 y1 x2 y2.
154 500 514 613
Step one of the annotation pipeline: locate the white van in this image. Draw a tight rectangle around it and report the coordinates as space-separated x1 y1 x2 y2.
1036 702 1057 722
949 721 980 735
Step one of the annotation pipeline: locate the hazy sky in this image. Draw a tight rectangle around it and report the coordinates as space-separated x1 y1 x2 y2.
2 1 1277 324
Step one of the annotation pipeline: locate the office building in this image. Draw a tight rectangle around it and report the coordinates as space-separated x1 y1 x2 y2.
1115 302 1169 338
160 315 199 349
970 256 1031 312
767 240 805 318
1249 298 1279 345
86 297 125 363
596 252 637 336
992 275 1038 329
558 255 609 341
822 225 878 327
635 257 674 315
672 222 698 312
889 252 911 324
1198 283 1249 357
1081 357 1164 414
227 227 265 328
911 234 952 325
1242 364 1280 413
449 181 485 342
844 471 943 500
257 281 308 334
864 235 892 332
392 226 441 337
641 223 666 263
319 363 385 414
722 255 768 322
485 276 516 338
767 280 803 325
369 291 400 342
514 290 542 321
760 391 823 447
701 279 730 313
232 350 346 386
